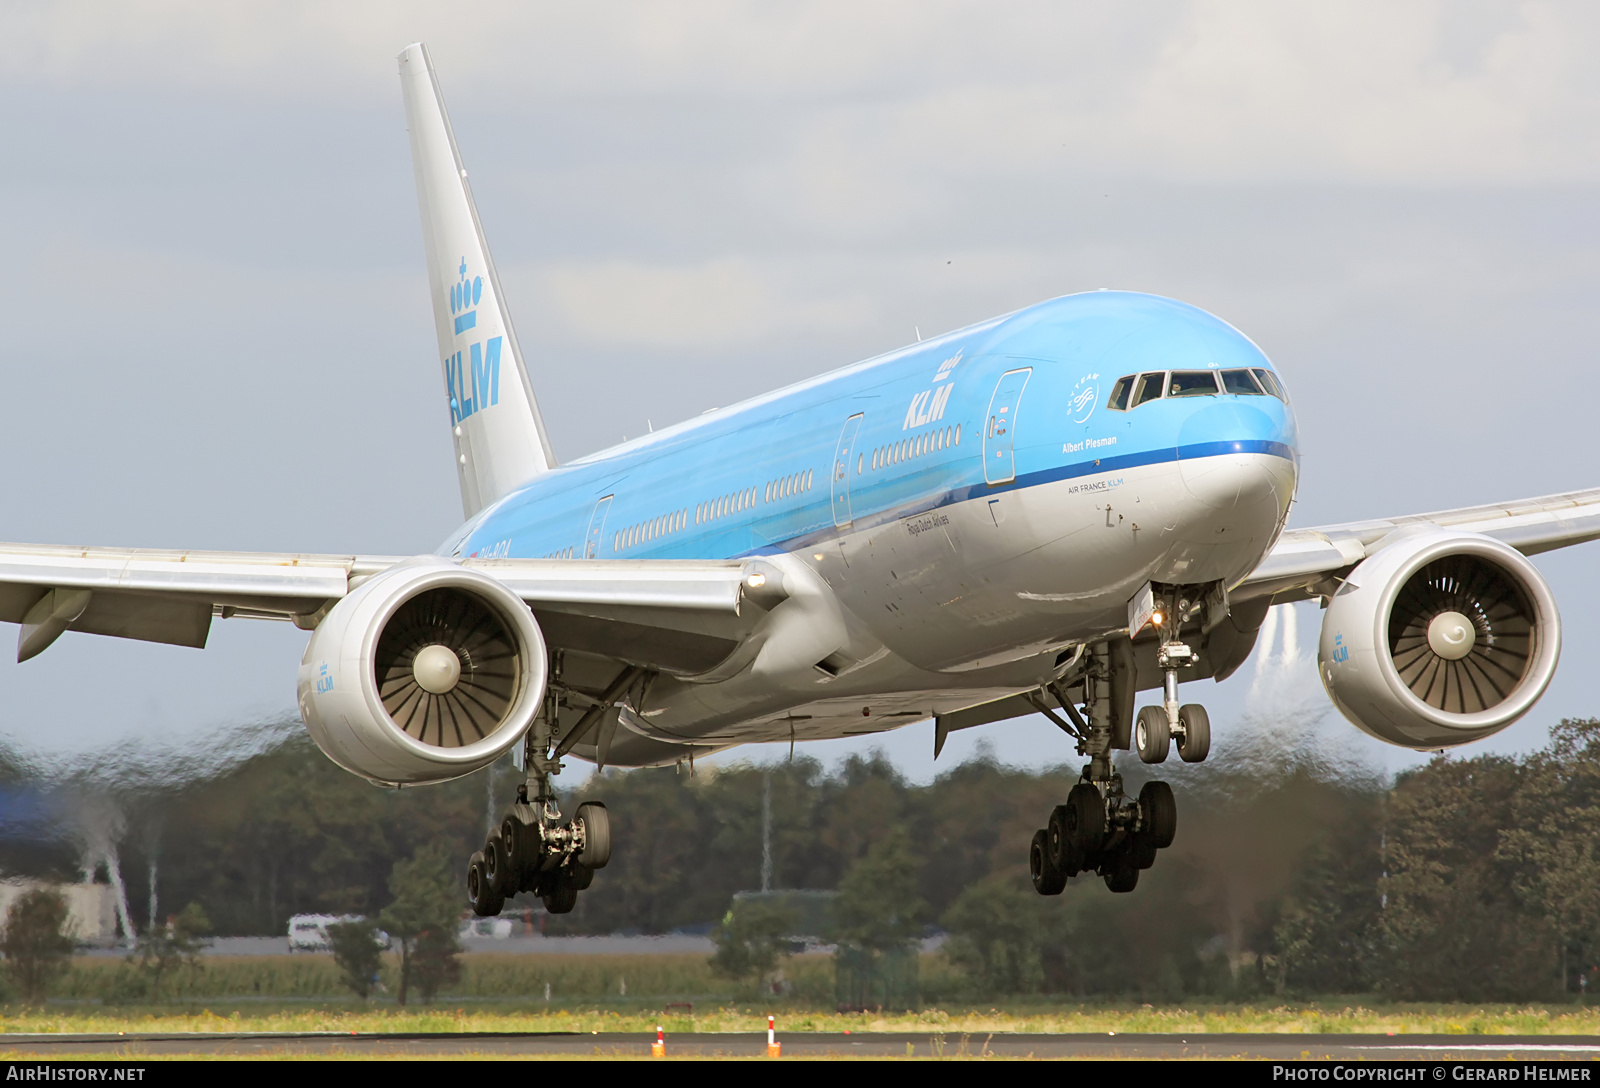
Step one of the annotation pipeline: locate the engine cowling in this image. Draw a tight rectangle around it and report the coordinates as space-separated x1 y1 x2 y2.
296 558 547 785
1317 529 1560 750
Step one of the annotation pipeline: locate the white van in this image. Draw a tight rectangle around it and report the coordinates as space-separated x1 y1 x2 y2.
459 917 514 940
287 914 390 952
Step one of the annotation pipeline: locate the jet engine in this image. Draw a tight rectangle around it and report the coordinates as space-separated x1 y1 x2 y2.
296 558 547 785
1317 529 1560 750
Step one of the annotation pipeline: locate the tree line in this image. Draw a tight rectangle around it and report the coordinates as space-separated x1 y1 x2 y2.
4 716 1599 1001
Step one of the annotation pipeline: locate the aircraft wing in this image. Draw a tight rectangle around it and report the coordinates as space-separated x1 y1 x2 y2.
0 544 778 674
1235 487 1600 605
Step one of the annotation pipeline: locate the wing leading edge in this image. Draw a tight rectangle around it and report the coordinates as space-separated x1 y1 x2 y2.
1236 486 1600 605
0 544 782 674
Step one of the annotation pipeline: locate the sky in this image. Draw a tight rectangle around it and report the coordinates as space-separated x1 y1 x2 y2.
1 1 1599 781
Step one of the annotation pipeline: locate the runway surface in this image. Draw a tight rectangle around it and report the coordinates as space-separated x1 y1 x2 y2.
0 1031 1598 1059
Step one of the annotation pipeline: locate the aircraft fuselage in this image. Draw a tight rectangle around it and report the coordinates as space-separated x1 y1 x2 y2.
446 290 1299 762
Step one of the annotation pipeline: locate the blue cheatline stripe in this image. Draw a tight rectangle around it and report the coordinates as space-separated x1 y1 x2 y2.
742 438 1296 557
454 310 477 335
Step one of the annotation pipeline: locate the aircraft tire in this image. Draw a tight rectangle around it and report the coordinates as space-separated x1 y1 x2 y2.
1140 780 1177 849
1046 804 1077 874
1135 706 1170 764
1066 783 1105 855
542 871 579 914
467 851 504 917
1178 704 1211 763
1103 857 1140 894
576 802 612 869
503 815 538 879
1030 829 1067 895
485 829 515 897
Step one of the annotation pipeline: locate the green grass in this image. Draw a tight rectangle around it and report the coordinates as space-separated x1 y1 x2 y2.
7 953 1599 1037
1 1003 1599 1037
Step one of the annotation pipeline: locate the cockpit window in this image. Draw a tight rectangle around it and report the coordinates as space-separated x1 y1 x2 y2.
1131 372 1165 407
1168 370 1220 397
1220 368 1264 395
1109 368 1273 409
1252 368 1288 401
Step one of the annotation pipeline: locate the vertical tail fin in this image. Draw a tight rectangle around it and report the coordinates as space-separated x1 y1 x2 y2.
399 42 556 519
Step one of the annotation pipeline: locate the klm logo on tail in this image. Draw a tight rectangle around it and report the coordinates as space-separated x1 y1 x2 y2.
444 257 501 425
450 258 481 334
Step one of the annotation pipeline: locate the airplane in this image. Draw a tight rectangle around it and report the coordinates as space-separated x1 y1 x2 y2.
2 41 1596 913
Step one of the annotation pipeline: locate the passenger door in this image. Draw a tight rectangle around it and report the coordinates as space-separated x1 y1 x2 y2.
983 368 1032 485
584 494 614 558
831 413 865 528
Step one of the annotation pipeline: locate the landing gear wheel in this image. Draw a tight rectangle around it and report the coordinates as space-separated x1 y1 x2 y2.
1065 783 1105 857
576 802 611 869
1104 857 1140 893
1046 804 1078 875
542 870 579 914
1139 780 1177 849
503 816 538 877
1135 705 1170 764
1030 828 1067 895
485 829 514 897
467 851 504 917
1129 833 1158 871
572 864 595 891
1177 704 1210 763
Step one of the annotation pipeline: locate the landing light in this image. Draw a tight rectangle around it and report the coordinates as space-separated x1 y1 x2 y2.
746 573 767 589
1150 610 1165 626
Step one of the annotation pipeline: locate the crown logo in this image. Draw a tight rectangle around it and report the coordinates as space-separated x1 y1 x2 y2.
451 258 482 335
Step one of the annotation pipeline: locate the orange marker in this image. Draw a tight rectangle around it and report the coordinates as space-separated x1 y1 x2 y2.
652 1024 665 1058
767 1014 781 1058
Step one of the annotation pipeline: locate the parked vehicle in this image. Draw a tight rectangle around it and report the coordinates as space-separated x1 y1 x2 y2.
459 917 513 940
287 913 390 952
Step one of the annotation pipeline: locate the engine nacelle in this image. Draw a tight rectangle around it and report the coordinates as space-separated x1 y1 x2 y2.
1318 529 1560 750
296 558 547 785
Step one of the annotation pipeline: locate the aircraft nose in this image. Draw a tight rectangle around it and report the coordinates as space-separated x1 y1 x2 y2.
1176 401 1297 519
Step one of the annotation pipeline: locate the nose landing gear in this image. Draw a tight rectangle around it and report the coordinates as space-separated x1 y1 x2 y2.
1136 636 1211 765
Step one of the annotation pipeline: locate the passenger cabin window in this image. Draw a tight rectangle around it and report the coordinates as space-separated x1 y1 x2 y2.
1131 373 1164 407
1168 370 1220 397
1107 375 1133 411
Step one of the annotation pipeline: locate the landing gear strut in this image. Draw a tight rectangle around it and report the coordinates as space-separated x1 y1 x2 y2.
467 666 614 917
1138 631 1211 765
1026 641 1181 896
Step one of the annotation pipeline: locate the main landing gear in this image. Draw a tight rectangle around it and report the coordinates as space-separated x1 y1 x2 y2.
1026 633 1209 896
467 686 612 917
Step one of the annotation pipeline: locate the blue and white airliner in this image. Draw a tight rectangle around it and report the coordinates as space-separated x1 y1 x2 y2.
2 44 1596 910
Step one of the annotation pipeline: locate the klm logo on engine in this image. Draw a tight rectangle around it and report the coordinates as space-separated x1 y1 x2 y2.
316 661 334 694
444 257 502 424
1331 633 1349 663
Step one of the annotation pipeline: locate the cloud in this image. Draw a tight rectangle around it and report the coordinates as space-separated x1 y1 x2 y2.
533 256 875 349
8 2 1600 186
